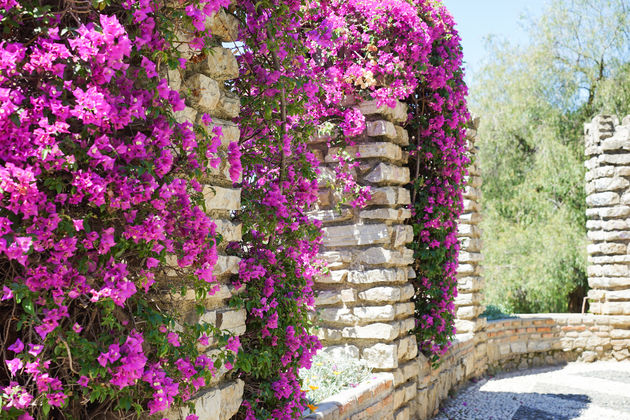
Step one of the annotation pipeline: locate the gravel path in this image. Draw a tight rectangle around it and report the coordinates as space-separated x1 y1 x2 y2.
433 361 630 420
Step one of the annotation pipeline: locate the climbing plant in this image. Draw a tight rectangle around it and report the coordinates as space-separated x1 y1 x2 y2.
0 0 238 418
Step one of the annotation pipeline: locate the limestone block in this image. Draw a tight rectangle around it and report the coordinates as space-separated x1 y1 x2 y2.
220 380 245 419
455 306 477 320
363 343 398 369
392 225 414 248
456 264 478 276
587 206 630 218
364 163 410 185
358 247 414 267
320 252 353 265
606 290 630 301
587 192 620 207
347 268 408 284
457 224 481 238
398 335 418 361
456 277 483 292
205 9 239 41
589 254 630 264
462 199 481 213
590 277 630 289
395 303 415 318
317 167 337 188
342 322 400 340
321 344 360 359
454 293 481 306
359 286 403 303
203 186 241 210
459 238 483 253
309 209 353 224
353 305 396 322
601 154 630 165
319 307 358 324
369 186 411 206
206 118 240 147
587 264 629 277
366 120 397 139
601 127 630 151
174 106 197 125
199 46 239 80
587 177 630 194
585 157 600 170
463 186 481 199
587 230 630 241
213 255 240 276
359 100 408 123
610 329 630 339
458 251 482 263
166 67 182 91
315 269 349 283
184 387 219 418
360 208 412 222
215 90 240 119
400 317 415 333
394 125 410 146
315 290 341 306
322 224 390 247
340 289 357 303
185 74 220 114
458 212 482 224
217 309 246 333
586 166 615 181
215 220 242 242
601 302 630 315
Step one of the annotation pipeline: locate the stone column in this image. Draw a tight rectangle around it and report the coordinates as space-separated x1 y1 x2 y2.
165 7 245 419
311 100 418 420
454 118 486 335
584 115 630 316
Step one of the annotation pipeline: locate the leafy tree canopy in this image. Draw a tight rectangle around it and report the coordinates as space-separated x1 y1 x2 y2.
470 0 630 313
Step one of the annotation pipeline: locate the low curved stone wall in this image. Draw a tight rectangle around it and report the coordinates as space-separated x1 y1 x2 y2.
306 313 630 420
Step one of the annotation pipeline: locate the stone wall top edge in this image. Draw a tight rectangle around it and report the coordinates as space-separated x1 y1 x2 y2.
304 372 394 419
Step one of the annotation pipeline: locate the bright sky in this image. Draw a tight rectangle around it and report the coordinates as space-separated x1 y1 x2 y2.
441 0 548 80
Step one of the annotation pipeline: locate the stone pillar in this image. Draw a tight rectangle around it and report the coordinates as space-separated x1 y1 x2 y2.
165 7 245 419
454 118 486 335
584 115 630 316
311 100 418 420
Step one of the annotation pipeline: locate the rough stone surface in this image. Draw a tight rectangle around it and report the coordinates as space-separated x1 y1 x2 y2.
585 115 630 316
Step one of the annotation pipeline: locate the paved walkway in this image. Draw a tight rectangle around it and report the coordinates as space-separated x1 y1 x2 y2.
433 361 630 420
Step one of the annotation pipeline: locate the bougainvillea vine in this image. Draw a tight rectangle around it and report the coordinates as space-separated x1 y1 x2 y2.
0 0 239 417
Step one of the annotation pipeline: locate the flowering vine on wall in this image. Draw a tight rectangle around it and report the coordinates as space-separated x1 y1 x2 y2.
0 0 468 418
0 0 238 418
230 0 469 417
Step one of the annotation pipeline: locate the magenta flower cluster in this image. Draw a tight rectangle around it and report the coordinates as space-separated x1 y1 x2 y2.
1 0 468 417
231 0 469 418
0 0 239 417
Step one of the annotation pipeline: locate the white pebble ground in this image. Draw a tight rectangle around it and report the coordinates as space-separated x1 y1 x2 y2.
433 361 630 420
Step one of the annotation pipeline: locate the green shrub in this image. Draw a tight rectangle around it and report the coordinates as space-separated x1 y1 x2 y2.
298 352 373 406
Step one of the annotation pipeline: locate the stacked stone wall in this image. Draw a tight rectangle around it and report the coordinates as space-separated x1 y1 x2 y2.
310 100 418 420
164 6 245 419
585 115 630 315
454 117 485 335
308 313 630 420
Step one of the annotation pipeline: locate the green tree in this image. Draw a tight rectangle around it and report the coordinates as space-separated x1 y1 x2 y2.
471 0 630 313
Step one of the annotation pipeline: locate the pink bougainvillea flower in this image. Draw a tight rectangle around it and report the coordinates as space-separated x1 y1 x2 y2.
8 338 24 353
6 358 23 376
77 376 89 387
